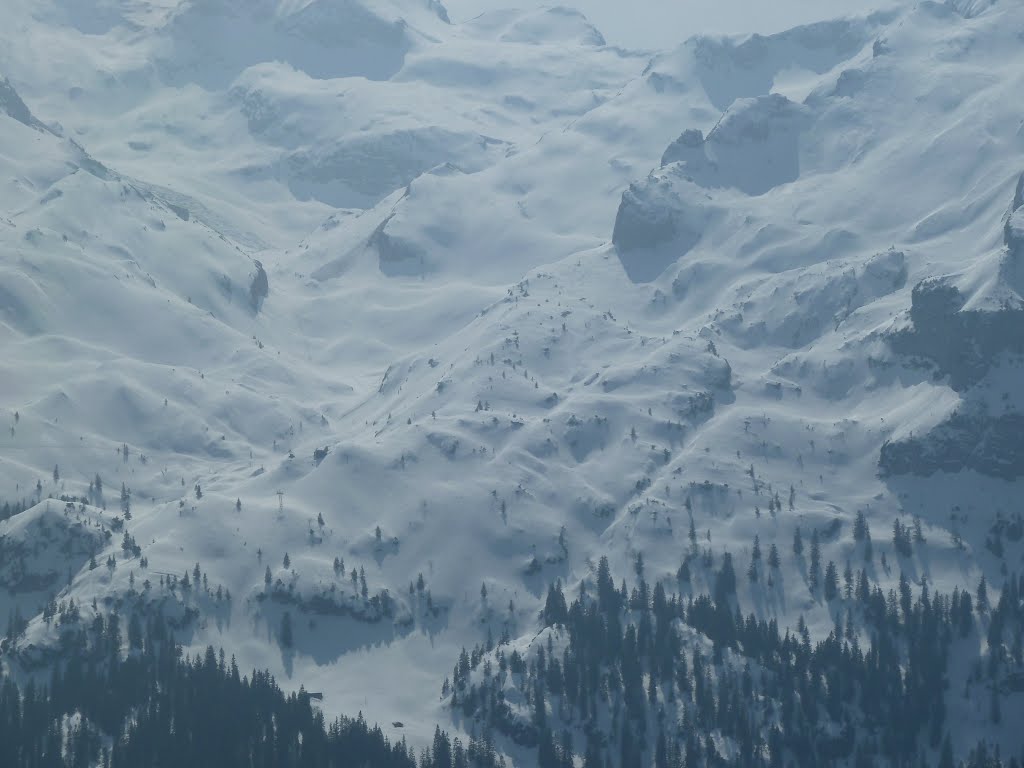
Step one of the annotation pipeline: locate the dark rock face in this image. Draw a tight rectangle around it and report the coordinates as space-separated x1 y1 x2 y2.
884 174 1024 393
660 128 704 167
369 213 428 277
249 259 269 311
1006 207 1024 264
613 94 807 282
0 75 53 134
880 173 1024 479
888 173 1024 391
887 278 1024 391
611 171 722 282
612 184 696 253
0 76 37 128
1013 172 1024 213
657 95 810 197
879 408 1024 480
882 274 1024 478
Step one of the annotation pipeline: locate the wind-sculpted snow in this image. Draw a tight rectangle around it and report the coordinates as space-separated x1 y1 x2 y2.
655 14 892 111
948 0 998 19
284 128 507 209
157 0 445 87
721 249 907 349
495 6 605 46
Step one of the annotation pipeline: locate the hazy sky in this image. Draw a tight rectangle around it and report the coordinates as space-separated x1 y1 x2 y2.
442 0 896 50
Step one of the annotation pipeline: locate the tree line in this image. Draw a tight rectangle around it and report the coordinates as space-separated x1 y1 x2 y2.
0 608 483 768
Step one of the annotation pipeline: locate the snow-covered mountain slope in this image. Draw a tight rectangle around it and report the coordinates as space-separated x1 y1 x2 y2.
1 0 1023 762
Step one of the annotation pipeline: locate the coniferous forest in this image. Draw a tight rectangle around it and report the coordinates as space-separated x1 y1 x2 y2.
2 551 1022 767
447 557 1024 768
0 610 487 768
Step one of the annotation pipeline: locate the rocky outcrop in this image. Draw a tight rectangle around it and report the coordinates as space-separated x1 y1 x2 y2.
612 176 702 253
889 175 1024 391
882 174 1024 478
687 16 890 111
657 95 810 197
613 95 807 281
880 407 1024 480
0 76 41 129
887 277 1024 391
660 128 704 167
692 94 810 196
249 260 269 311
369 212 428 277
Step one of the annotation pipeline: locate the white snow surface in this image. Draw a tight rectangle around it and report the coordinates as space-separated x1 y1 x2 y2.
1 0 1023 756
